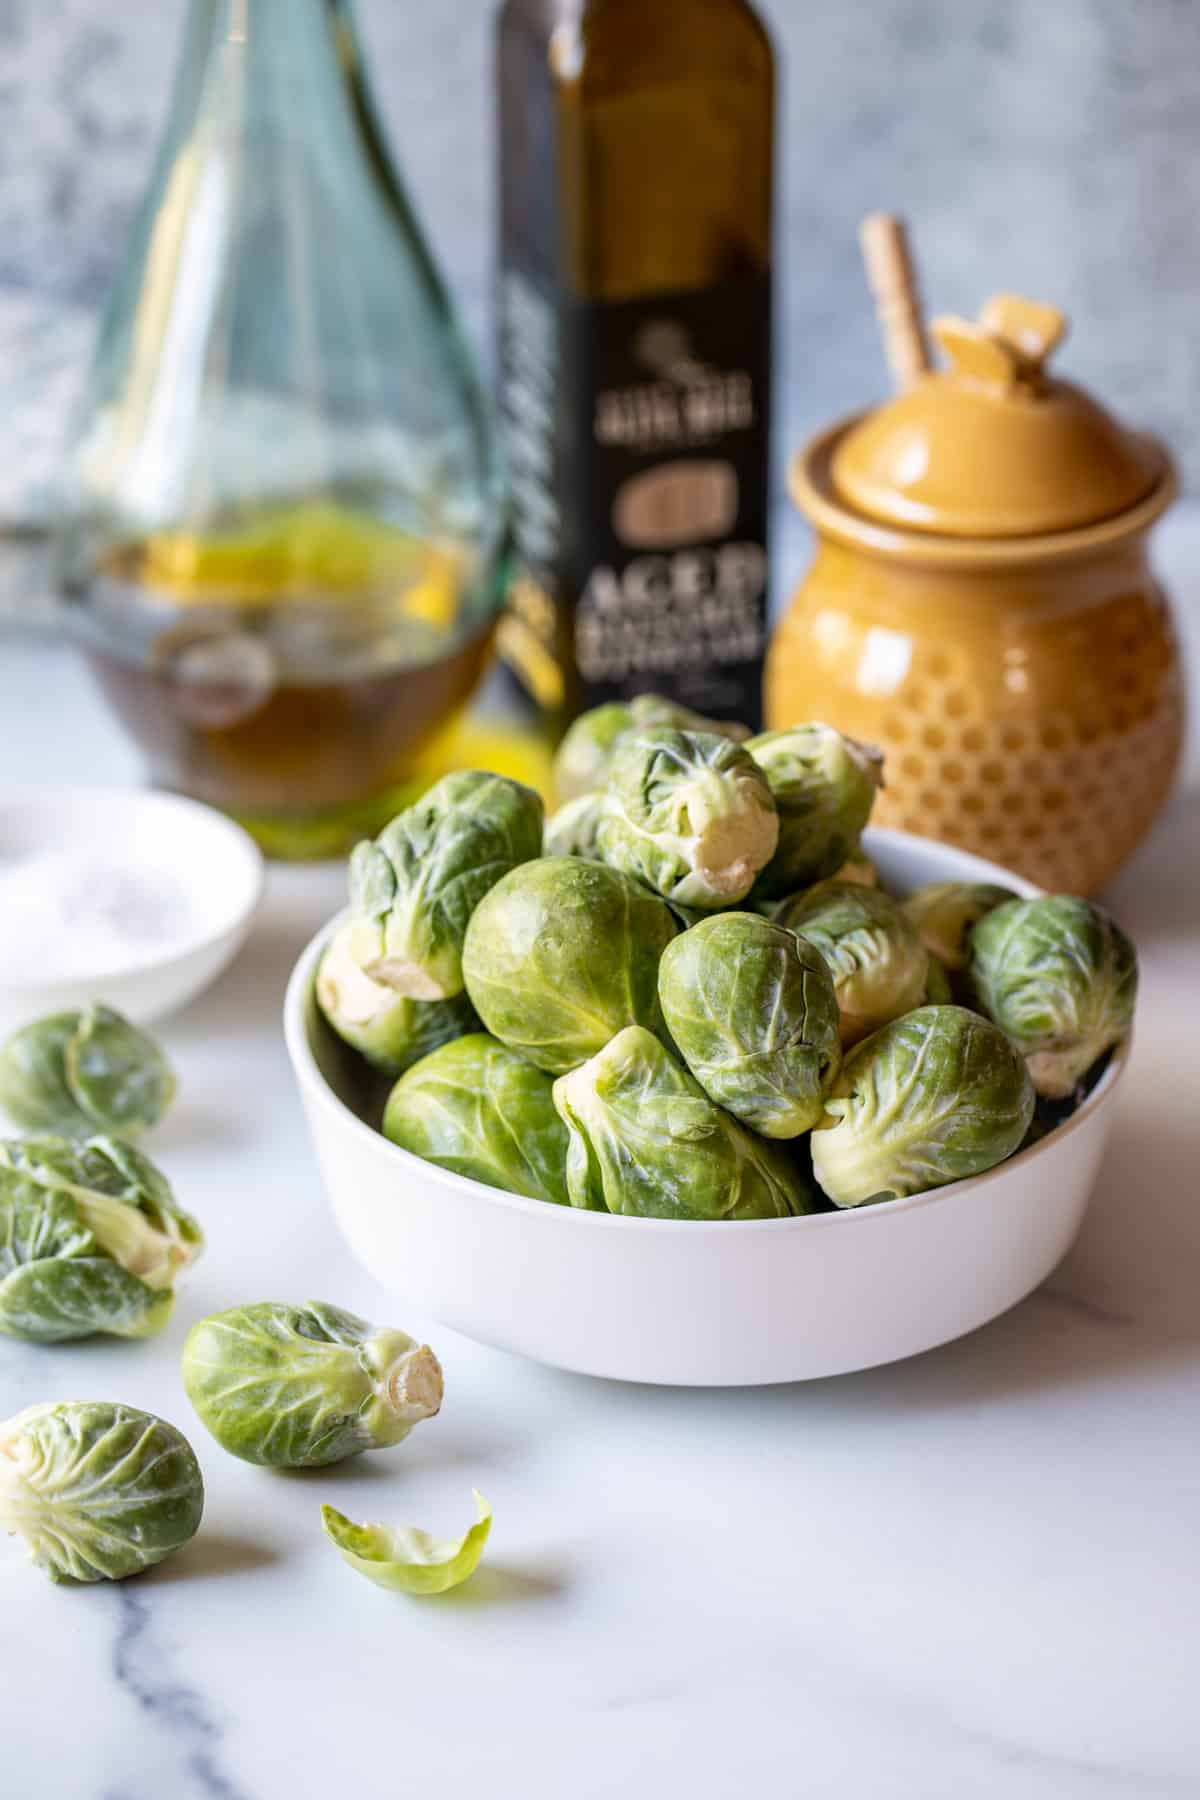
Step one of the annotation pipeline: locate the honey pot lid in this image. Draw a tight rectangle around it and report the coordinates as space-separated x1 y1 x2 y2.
831 294 1164 538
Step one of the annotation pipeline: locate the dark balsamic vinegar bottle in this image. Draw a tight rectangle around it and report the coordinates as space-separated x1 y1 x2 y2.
496 0 775 732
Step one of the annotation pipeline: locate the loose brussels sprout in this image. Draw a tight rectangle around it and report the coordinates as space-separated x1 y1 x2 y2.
0 1134 202 1341
811 1005 1035 1208
316 923 477 1077
747 724 884 899
383 1034 569 1204
657 913 841 1138
0 1401 203 1583
552 694 749 804
462 857 677 1074
903 881 1018 973
348 770 544 999
543 792 606 860
597 729 779 910
322 1489 492 1596
834 845 879 888
182 1300 442 1468
968 896 1137 1099
0 1004 175 1139
553 1026 816 1219
776 881 928 1046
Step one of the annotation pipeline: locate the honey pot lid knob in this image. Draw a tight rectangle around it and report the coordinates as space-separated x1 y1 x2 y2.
833 284 1165 539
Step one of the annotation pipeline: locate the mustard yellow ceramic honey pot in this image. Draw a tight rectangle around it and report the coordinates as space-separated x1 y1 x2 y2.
767 224 1182 892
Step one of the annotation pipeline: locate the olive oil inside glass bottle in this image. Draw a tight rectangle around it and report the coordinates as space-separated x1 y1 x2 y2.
496 0 775 732
61 0 518 858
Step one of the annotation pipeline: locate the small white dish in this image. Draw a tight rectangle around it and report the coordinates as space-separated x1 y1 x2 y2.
284 830 1128 1386
0 784 263 1033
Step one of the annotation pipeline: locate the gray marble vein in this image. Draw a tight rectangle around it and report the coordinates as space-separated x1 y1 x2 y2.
105 1590 256 1800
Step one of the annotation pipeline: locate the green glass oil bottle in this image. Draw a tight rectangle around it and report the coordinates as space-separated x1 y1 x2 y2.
60 0 516 858
496 0 775 731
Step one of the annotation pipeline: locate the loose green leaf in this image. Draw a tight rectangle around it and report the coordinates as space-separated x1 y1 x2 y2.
0 1006 175 1138
543 793 606 860
321 1490 492 1595
0 1401 203 1583
182 1300 443 1467
383 1034 569 1204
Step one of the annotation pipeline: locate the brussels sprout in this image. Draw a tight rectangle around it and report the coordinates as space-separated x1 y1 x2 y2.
834 845 879 888
543 793 606 860
552 694 749 804
462 857 677 1074
747 724 884 900
657 913 841 1138
322 1489 492 1596
182 1300 442 1468
967 896 1137 1099
0 1401 203 1583
776 881 928 1046
811 1005 1035 1208
0 1134 202 1341
597 729 779 910
383 1034 569 1204
903 881 1018 973
0 1004 175 1139
316 923 477 1077
552 1025 816 1219
348 770 544 1000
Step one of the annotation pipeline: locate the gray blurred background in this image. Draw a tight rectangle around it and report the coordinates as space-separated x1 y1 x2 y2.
2 0 1199 492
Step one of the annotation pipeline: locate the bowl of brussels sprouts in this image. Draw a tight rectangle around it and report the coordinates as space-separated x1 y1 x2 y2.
284 700 1136 1386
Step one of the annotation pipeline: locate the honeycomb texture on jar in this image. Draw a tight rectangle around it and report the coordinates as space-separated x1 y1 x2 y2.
766 580 1183 894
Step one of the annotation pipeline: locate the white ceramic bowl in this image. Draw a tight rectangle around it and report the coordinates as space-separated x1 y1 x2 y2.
0 785 264 1034
284 830 1127 1386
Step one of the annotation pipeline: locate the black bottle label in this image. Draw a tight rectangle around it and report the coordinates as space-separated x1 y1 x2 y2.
498 269 770 729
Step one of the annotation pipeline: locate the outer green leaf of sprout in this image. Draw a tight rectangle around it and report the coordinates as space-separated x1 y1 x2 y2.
0 1401 203 1583
811 1005 1035 1208
775 880 928 1046
903 881 1018 973
182 1300 443 1468
462 857 678 1074
543 793 606 860
383 1034 569 1204
0 1005 175 1138
316 923 478 1077
657 912 842 1138
747 724 884 899
597 729 779 910
347 770 544 1000
967 896 1137 1098
552 1025 816 1219
0 1135 201 1342
552 694 749 804
321 1489 492 1596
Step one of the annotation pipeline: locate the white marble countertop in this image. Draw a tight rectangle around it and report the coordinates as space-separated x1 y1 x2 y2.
3 526 1200 1799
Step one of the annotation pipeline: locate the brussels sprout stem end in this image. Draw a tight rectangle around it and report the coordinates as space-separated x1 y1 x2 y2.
384 1344 444 1424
